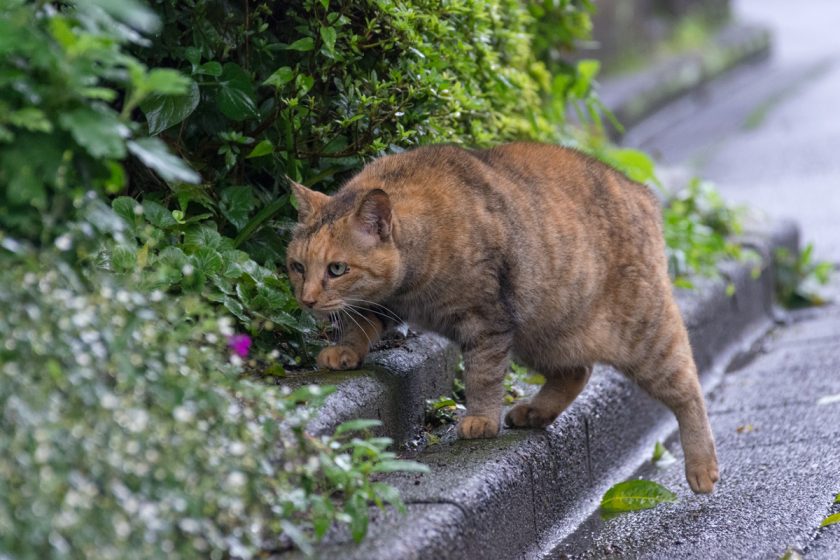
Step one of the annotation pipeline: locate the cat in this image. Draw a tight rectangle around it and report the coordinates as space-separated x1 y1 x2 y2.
285 142 719 494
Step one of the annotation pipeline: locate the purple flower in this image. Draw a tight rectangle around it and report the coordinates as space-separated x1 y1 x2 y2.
228 334 252 358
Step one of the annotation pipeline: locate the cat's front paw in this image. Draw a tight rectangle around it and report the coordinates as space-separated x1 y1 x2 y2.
457 415 500 439
317 346 362 370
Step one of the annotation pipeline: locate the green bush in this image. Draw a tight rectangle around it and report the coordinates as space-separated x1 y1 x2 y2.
0 200 425 558
0 0 198 244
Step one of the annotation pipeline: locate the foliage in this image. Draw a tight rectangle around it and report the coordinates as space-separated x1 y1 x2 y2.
424 396 460 428
662 179 748 287
0 200 426 558
108 193 317 365
774 244 833 308
0 0 198 244
651 441 677 469
600 479 678 520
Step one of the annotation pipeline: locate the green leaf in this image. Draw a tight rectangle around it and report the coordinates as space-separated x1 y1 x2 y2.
335 419 382 435
195 61 223 77
346 493 369 543
286 37 315 51
263 66 294 89
371 460 430 474
651 441 676 468
143 68 192 96
81 0 159 33
8 108 52 133
219 186 256 231
246 139 274 159
320 26 337 51
112 196 140 228
111 245 136 272
127 137 200 184
216 88 257 121
835 492 840 504
600 480 677 518
140 79 200 135
279 520 313 556
192 247 224 276
296 74 315 97
371 482 405 512
821 512 840 528
183 226 226 253
216 63 258 121
59 107 129 159
141 199 177 229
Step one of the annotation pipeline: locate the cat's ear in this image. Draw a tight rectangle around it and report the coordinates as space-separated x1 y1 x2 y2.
354 189 392 241
290 180 329 223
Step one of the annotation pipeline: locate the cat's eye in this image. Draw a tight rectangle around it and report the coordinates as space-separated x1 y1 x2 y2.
291 261 305 275
327 262 348 278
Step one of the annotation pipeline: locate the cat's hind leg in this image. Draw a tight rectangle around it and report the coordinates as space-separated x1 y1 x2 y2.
628 312 719 494
504 365 591 429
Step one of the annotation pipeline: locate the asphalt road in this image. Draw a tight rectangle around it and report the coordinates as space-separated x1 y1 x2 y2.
623 0 840 264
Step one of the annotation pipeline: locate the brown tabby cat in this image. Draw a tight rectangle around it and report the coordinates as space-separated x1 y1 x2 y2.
286 142 719 494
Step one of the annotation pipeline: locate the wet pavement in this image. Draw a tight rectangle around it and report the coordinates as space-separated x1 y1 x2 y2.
624 0 840 264
553 276 840 559
551 2 840 555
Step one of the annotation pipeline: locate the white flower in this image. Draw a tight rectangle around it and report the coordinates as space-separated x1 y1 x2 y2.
218 316 234 337
173 405 195 423
133 204 144 216
181 264 194 276
226 471 246 488
54 234 73 251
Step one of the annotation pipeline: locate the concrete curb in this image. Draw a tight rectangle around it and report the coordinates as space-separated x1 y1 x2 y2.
283 332 459 444
291 219 799 560
600 21 771 138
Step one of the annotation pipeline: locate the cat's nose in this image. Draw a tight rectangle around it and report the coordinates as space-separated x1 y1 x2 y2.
301 297 316 308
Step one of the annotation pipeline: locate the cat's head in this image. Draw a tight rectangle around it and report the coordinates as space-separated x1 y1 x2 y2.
286 182 401 315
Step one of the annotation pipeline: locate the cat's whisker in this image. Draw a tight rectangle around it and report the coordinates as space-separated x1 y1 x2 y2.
343 298 404 324
344 305 378 332
340 309 372 347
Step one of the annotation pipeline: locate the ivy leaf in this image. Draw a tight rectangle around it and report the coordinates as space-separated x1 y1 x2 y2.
263 66 294 89
59 107 129 159
219 186 256 231
140 79 200 135
127 137 200 184
600 480 677 519
285 37 315 51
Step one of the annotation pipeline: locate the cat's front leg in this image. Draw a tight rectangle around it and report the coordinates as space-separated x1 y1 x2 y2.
317 311 384 370
456 329 512 439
